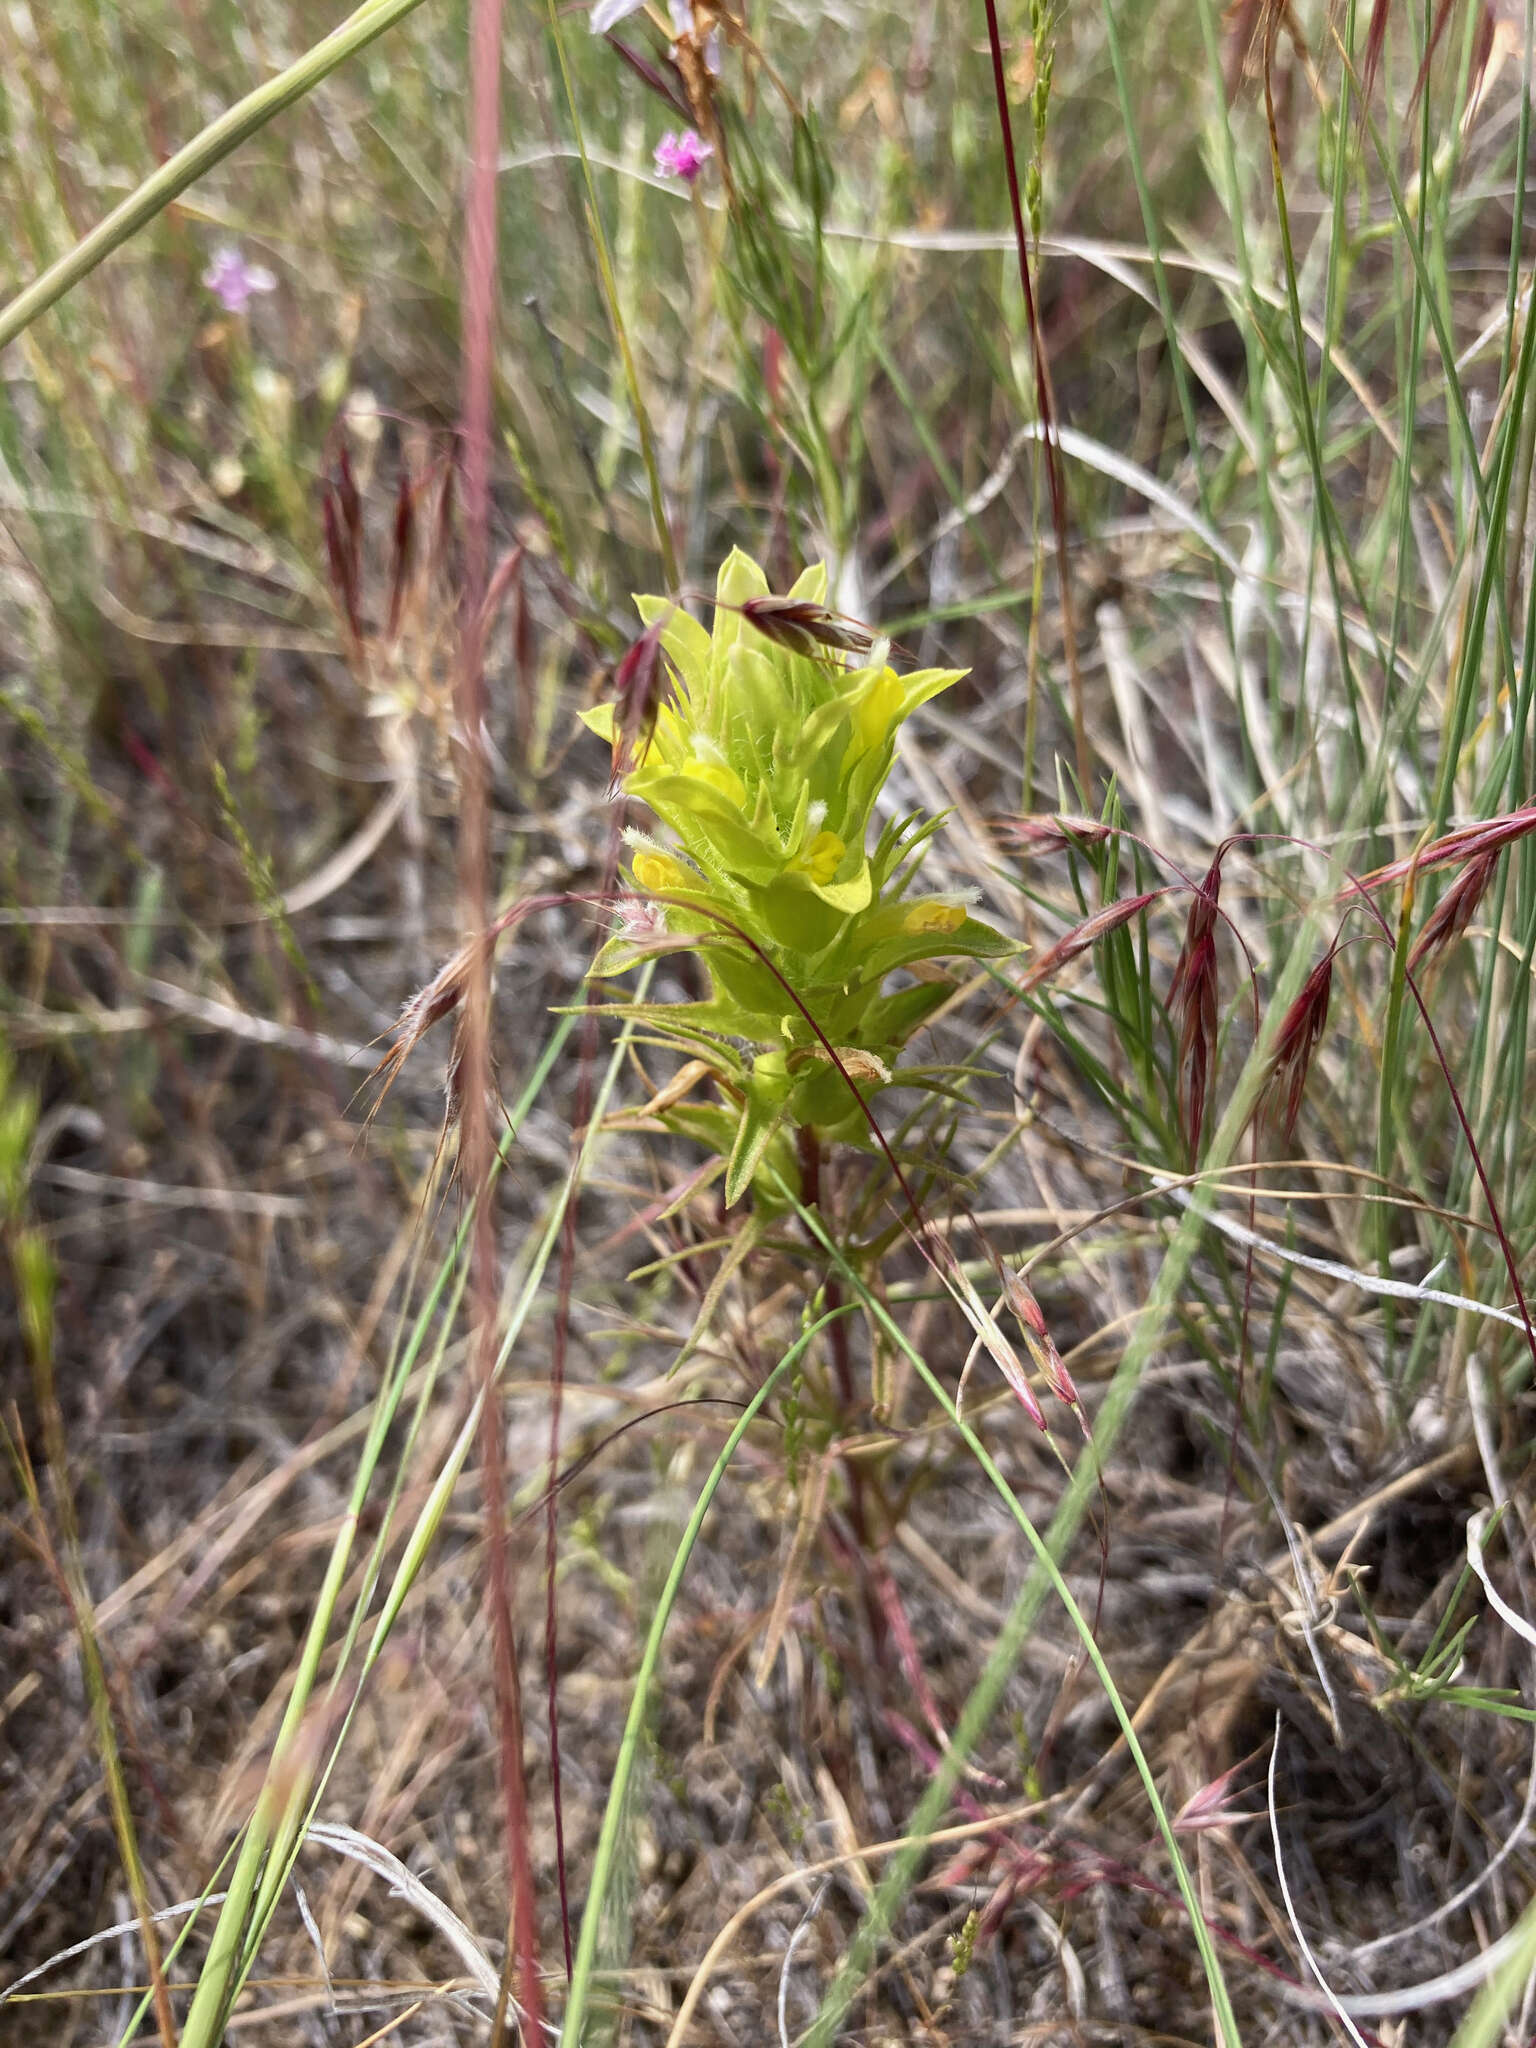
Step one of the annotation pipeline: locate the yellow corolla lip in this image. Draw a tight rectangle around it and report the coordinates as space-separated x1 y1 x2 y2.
849 667 904 756
632 850 692 895
793 830 846 886
903 902 966 935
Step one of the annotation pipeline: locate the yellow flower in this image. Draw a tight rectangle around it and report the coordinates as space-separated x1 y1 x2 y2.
904 901 965 935
794 830 845 885
632 850 692 895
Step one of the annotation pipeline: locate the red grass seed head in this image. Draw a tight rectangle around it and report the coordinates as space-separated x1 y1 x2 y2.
608 619 676 792
1358 798 1536 892
1408 849 1499 972
1360 0 1391 105
334 442 361 552
1173 1759 1262 1834
1168 851 1224 1162
602 31 695 122
736 594 875 661
321 458 364 643
1000 814 1115 855
386 467 415 642
1020 889 1165 992
1003 1272 1078 1407
1267 945 1333 1141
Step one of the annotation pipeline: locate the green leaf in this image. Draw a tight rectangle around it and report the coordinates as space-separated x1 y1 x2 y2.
587 930 699 979
725 1054 792 1205
707 945 794 1020
723 644 797 740
858 980 957 1047
634 595 712 686
859 913 1019 982
785 560 829 606
711 547 772 666
755 876 850 954
634 772 780 882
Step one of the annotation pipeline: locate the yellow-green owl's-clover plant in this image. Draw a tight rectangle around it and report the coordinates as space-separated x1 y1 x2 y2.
581 549 1016 1204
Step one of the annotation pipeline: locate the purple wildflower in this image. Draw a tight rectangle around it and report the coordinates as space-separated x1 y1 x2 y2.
654 128 714 181
202 245 277 315
588 0 646 28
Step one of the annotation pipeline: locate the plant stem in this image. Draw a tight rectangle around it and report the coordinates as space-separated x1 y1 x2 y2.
459 0 544 2036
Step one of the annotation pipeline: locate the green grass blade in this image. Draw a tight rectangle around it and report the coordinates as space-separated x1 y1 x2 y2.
1447 1893 1536 2047
542 0 679 589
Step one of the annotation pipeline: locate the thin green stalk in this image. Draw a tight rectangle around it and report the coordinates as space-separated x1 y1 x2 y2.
1099 0 1242 698
1502 0 1536 396
1348 68 1523 827
1311 0 1364 822
0 0 433 349
1448 1892 1536 2048
1314 0 1358 482
1191 0 1280 592
1379 0 1434 825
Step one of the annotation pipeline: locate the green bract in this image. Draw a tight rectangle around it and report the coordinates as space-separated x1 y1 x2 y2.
581 548 1015 1202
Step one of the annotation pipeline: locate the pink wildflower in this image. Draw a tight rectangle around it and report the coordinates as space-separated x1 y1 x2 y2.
201 245 276 314
653 128 714 182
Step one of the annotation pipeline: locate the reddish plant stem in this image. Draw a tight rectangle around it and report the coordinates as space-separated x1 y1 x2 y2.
798 1125 893 1664
798 1126 856 1414
541 695 634 1985
458 0 543 2038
